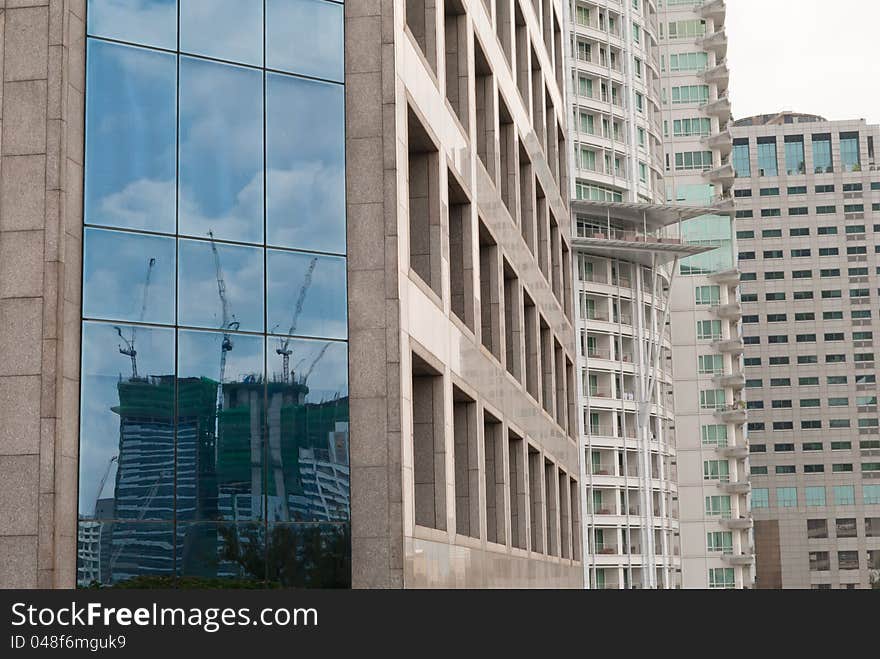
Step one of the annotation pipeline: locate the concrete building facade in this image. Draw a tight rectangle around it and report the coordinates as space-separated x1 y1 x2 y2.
661 0 754 589
731 112 880 589
0 0 582 589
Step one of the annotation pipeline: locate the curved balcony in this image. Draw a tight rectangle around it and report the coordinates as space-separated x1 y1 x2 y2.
711 302 742 320
718 442 749 459
713 372 745 390
711 338 744 355
700 29 728 56
714 404 747 424
720 515 754 530
704 96 732 123
710 268 740 286
720 480 751 495
722 552 755 566
700 0 727 21
702 130 732 155
704 162 735 187
701 62 730 87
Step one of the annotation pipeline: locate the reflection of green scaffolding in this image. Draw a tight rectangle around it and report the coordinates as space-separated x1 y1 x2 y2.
215 390 350 498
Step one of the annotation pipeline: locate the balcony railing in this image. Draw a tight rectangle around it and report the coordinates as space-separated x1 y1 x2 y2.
576 225 686 247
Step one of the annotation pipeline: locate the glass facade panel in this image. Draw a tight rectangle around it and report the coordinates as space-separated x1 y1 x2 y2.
180 0 263 66
267 0 345 82
812 134 832 173
85 41 176 233
266 73 346 253
756 138 778 176
81 0 348 588
82 229 176 325
784 137 805 175
267 251 348 340
179 57 264 243
732 140 750 177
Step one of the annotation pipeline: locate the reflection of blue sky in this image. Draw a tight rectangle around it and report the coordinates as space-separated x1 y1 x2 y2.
85 40 176 232
180 0 263 66
267 250 347 340
87 0 177 50
179 57 264 243
79 322 175 513
178 329 263 383
267 73 345 254
267 0 344 82
83 228 175 324
178 238 264 332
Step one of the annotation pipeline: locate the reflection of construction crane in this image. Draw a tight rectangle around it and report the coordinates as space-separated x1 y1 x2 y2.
301 342 331 385
114 257 156 379
276 256 318 383
92 455 118 517
208 231 240 412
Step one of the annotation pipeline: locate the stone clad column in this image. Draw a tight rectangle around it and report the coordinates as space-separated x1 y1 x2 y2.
0 0 85 588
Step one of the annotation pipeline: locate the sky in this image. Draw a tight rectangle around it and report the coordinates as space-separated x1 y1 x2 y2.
726 0 880 125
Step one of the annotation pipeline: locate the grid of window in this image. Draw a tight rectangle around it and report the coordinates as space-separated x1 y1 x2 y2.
79 0 349 588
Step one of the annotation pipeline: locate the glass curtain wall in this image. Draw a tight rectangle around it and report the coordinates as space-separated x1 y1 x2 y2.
77 0 349 588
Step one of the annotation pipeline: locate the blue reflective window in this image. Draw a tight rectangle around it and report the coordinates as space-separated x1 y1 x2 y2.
179 57 264 243
267 251 348 341
756 138 778 177
178 239 265 333
82 228 176 325
812 134 832 173
267 73 346 253
87 0 177 50
82 0 349 587
267 0 344 82
177 329 265 522
78 322 176 520
180 0 264 66
85 41 176 233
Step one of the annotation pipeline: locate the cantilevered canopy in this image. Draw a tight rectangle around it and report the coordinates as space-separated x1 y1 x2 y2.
571 200 720 266
571 199 722 231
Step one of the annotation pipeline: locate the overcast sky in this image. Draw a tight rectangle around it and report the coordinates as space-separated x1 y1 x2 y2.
726 0 880 125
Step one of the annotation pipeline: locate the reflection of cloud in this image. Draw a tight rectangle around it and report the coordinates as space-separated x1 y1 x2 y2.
88 0 177 50
179 57 264 243
266 73 345 253
178 239 265 333
96 178 175 231
267 166 345 253
85 40 176 233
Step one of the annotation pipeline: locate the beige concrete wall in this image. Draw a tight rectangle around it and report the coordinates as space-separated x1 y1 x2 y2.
347 0 582 588
0 0 85 589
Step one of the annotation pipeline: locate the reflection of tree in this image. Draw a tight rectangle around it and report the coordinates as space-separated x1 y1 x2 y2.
218 524 350 588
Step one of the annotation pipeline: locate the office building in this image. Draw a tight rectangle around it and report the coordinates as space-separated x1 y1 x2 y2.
731 112 880 589
660 0 753 589
0 0 581 588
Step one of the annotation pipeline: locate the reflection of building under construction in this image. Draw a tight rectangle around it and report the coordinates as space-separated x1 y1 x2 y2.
91 371 349 585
